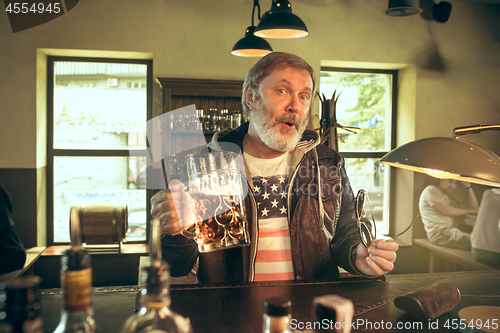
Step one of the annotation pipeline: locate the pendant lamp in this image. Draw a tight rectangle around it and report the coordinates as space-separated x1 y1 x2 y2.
254 0 309 39
231 0 273 57
231 26 273 57
383 0 422 16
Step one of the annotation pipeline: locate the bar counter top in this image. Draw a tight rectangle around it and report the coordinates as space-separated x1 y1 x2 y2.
40 270 500 333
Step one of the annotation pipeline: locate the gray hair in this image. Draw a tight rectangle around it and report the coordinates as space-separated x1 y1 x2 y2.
241 52 316 117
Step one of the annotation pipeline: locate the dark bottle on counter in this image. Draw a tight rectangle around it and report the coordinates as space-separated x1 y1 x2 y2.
262 297 292 333
311 294 354 333
0 276 43 333
53 207 101 333
119 220 193 333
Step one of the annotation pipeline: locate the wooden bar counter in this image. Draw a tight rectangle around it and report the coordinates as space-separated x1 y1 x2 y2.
40 270 500 333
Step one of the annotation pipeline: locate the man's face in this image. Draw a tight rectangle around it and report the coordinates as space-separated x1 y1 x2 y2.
247 67 313 152
439 179 458 193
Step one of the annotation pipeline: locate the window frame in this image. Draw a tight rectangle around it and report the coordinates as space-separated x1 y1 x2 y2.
46 56 153 246
320 66 398 235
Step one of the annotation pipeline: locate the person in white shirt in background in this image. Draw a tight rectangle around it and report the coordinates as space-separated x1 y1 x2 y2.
419 179 479 250
470 188 500 266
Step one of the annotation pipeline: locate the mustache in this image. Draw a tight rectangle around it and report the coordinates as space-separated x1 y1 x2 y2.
274 114 301 127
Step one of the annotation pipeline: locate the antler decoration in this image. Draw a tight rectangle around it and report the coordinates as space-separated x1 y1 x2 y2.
315 90 359 151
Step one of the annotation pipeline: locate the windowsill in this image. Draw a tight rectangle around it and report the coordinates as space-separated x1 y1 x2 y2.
42 244 149 256
0 247 46 283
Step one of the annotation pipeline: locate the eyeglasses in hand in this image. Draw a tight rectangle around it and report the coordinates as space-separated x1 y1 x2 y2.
355 189 377 249
355 189 420 248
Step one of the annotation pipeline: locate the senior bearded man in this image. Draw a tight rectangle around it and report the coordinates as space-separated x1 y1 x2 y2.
151 52 399 284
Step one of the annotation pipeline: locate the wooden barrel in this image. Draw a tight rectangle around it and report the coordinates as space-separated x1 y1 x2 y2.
72 204 128 244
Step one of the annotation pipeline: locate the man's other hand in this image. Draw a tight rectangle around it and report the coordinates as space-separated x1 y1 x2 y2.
355 239 399 276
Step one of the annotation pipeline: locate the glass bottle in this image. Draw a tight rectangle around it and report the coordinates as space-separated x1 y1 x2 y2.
0 276 43 333
262 297 292 333
119 220 193 333
196 109 204 130
53 206 101 333
52 247 100 333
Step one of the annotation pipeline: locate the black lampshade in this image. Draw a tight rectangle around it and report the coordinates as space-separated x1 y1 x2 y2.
231 26 273 57
254 0 308 39
383 0 422 16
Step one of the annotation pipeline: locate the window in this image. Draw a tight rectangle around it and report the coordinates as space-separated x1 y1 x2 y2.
47 57 152 244
320 68 397 235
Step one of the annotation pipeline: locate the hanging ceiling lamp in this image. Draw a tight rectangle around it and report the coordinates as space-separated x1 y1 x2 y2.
254 0 309 39
383 0 422 16
231 1 273 57
231 26 273 57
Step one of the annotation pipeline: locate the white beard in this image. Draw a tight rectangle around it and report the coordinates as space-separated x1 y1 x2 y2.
248 97 309 153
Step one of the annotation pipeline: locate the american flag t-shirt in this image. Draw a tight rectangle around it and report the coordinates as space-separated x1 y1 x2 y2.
243 152 294 281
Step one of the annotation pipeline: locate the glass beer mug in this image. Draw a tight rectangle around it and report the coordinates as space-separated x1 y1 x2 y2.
182 151 250 252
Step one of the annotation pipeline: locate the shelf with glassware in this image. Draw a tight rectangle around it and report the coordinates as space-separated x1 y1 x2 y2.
156 78 246 180
169 107 246 135
157 77 246 136
167 108 248 180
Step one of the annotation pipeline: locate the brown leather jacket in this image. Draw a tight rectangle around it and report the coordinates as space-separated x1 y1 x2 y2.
160 122 364 283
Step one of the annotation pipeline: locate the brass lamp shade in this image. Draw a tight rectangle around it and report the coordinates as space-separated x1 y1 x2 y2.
380 137 500 187
231 26 273 57
254 0 309 39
